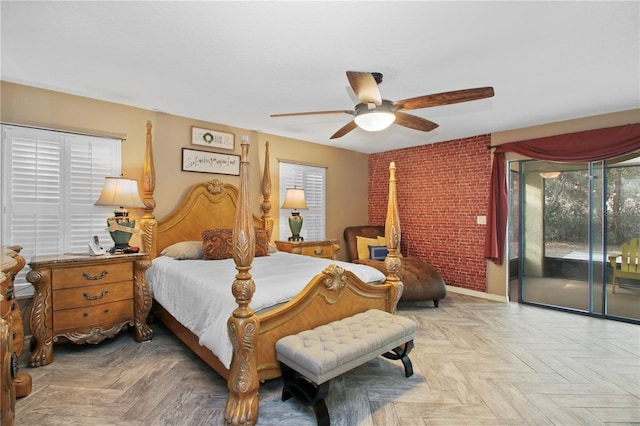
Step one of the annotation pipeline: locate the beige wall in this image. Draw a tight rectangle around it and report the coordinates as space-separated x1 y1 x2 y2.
1 81 369 260
486 108 640 297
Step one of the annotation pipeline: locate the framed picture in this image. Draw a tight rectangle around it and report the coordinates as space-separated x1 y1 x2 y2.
181 148 240 176
191 126 235 151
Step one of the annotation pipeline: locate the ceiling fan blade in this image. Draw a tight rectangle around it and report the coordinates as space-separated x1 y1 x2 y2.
271 109 354 118
394 87 495 111
346 71 382 106
394 112 439 132
330 120 358 139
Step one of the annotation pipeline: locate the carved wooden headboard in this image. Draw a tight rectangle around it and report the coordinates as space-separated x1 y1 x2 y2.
138 122 273 259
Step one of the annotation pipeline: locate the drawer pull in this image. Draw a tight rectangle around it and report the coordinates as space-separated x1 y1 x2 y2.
103 309 109 314
83 289 109 301
314 248 325 256
83 312 89 317
82 270 108 281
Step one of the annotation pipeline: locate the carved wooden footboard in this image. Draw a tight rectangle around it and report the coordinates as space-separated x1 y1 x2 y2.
138 123 402 425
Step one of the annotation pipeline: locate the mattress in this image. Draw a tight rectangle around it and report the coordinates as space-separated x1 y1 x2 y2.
146 251 386 368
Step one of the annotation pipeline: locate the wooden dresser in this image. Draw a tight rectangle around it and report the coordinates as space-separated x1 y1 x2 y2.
275 240 340 260
1 246 32 426
27 252 153 367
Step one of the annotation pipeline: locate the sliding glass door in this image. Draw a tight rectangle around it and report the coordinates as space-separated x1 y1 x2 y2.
511 155 639 323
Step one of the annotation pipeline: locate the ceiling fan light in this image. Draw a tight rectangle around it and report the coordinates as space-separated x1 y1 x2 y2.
354 111 396 131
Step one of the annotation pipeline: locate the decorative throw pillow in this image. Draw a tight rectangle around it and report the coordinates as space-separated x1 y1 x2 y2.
368 245 388 261
268 242 278 254
160 241 203 260
202 229 234 260
356 236 380 260
202 228 270 260
255 228 269 257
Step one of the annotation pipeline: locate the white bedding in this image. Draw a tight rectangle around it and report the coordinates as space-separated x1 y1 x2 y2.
146 251 386 369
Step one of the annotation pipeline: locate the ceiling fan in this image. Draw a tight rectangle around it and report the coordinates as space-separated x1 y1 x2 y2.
271 71 494 139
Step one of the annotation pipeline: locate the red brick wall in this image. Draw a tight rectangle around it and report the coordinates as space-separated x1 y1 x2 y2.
369 134 492 291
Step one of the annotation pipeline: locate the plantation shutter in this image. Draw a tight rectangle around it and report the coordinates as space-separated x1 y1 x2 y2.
279 162 326 241
1 125 121 296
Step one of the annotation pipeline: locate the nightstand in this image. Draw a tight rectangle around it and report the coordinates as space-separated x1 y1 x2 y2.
27 252 153 367
275 240 340 260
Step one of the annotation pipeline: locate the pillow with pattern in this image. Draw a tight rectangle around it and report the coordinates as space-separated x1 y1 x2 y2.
368 245 388 261
201 229 234 260
202 228 270 260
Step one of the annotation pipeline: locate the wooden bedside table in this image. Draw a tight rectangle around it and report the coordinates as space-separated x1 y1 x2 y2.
26 252 153 367
275 240 340 260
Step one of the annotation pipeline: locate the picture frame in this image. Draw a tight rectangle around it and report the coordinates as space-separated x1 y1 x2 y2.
181 148 240 176
191 126 235 151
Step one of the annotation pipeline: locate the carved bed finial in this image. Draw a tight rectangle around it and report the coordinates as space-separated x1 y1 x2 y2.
140 120 157 257
261 141 274 242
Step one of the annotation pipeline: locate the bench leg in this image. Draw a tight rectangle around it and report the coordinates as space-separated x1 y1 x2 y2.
382 340 415 377
280 362 331 426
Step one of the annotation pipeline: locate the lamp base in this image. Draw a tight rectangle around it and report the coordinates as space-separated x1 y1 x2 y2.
109 244 131 254
107 217 136 253
288 212 304 242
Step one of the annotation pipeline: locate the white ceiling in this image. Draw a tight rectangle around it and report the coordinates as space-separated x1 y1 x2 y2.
2 1 638 154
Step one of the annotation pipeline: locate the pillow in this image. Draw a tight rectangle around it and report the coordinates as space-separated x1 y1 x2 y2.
160 241 203 260
356 236 380 260
268 242 278 254
202 228 270 260
255 228 269 257
202 229 234 260
368 245 388 261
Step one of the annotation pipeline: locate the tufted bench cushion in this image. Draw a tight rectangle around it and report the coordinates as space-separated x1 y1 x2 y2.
276 309 416 384
276 309 416 425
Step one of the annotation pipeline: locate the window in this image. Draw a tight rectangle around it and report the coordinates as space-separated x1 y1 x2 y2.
279 161 326 241
1 125 121 296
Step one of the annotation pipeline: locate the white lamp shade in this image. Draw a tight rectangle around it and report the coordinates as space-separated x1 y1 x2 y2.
94 177 145 208
354 111 396 132
281 188 308 210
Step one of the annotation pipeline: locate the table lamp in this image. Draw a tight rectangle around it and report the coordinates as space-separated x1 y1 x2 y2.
94 176 145 252
281 187 308 241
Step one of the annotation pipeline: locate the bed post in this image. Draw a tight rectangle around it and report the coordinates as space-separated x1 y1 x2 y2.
261 141 274 242
385 161 403 306
133 120 155 342
225 136 260 426
139 120 157 258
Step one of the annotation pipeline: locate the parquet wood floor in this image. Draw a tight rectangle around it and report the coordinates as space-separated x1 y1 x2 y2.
14 293 640 425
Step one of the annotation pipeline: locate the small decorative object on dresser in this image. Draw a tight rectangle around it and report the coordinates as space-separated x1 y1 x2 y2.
26 252 153 367
275 240 340 260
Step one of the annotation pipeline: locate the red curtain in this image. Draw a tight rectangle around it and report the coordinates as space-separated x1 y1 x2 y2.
484 123 640 265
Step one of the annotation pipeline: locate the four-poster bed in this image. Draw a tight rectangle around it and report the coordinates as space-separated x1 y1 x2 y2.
138 122 404 424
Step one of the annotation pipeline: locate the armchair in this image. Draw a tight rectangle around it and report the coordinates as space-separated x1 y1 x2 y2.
608 238 640 293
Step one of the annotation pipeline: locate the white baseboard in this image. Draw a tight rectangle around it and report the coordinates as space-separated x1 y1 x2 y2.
446 285 508 303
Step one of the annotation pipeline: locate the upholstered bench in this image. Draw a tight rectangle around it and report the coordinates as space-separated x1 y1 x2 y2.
276 309 416 426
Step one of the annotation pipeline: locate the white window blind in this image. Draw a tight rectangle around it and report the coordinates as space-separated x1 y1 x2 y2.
279 161 326 241
1 125 121 297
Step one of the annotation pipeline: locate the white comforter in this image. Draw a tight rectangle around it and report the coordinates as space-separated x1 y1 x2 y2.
146 251 386 369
